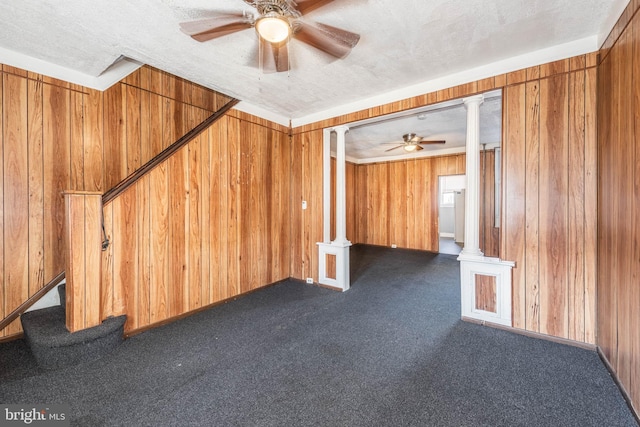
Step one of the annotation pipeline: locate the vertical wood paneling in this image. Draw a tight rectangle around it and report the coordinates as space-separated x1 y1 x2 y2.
345 154 465 253
210 121 224 302
597 2 640 412
103 84 125 189
188 131 202 311
3 74 29 335
70 92 84 190
126 85 141 174
138 175 151 328
43 84 70 281
503 83 527 330
101 202 114 319
500 58 596 344
149 164 169 323
345 162 356 243
630 12 640 406
227 116 241 297
27 79 44 297
0 64 230 338
567 69 586 342
168 148 188 316
64 192 102 331
84 90 104 192
64 194 85 331
583 67 597 346
0 72 4 327
539 74 569 338
525 80 540 333
113 188 138 330
475 274 497 313
290 133 303 279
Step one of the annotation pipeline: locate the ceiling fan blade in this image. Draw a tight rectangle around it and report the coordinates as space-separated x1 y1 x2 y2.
418 140 446 145
384 145 404 152
415 145 424 151
259 40 290 73
295 21 360 59
295 0 335 14
180 13 253 42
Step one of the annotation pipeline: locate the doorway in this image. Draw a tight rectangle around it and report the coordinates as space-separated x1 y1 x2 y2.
438 174 465 255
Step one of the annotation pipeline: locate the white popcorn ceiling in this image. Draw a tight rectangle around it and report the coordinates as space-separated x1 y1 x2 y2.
0 0 625 160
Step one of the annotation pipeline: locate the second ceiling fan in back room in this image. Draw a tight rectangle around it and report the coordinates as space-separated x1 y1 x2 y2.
383 133 446 153
179 0 360 73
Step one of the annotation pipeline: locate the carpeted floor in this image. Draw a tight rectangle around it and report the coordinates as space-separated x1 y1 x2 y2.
0 245 637 426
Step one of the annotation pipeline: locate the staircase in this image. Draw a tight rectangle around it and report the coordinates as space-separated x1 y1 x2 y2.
20 285 126 370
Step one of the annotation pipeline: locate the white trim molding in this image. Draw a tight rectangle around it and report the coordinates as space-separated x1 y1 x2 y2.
458 255 515 327
0 47 142 91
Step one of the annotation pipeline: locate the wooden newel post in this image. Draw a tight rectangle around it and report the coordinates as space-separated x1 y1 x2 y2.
63 191 103 332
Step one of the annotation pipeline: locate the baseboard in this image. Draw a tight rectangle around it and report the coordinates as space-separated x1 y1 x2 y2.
461 313 640 423
440 232 454 238
0 332 23 344
461 316 597 351
124 278 291 338
597 347 640 424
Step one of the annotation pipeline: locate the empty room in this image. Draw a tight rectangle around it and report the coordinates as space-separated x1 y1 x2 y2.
0 0 639 425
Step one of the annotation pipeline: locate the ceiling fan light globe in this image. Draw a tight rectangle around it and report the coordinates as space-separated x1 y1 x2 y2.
256 13 291 43
403 144 418 152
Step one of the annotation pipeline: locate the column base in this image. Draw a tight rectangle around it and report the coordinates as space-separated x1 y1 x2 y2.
317 241 352 292
458 255 515 327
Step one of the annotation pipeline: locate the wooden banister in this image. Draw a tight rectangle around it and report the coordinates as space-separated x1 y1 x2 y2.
0 271 66 333
102 97 240 204
1 98 239 335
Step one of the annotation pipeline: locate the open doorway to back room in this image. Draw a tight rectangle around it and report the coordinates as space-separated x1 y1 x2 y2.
438 174 465 255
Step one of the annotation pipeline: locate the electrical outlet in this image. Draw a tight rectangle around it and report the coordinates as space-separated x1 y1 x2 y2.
306 278 313 284
391 244 397 248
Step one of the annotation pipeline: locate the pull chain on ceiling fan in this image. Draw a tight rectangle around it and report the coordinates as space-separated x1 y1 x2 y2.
179 0 360 73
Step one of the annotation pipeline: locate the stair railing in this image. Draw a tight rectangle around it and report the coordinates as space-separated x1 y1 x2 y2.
0 272 65 334
0 97 239 335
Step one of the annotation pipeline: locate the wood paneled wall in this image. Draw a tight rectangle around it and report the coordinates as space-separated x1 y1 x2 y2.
102 113 291 333
290 131 324 282
597 0 640 413
502 57 597 343
0 63 230 338
480 150 500 258
291 52 598 346
352 155 465 251
330 152 498 256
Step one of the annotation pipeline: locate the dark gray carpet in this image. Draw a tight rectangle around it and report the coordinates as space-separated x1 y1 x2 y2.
21 306 126 370
0 245 636 426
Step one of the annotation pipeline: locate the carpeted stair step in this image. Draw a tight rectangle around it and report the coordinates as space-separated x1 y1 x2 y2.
21 305 126 370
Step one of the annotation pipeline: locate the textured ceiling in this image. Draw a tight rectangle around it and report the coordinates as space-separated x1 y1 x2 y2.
0 0 626 160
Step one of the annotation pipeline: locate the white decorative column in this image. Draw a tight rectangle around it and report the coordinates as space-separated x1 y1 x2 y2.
317 125 352 291
458 93 514 327
460 95 484 258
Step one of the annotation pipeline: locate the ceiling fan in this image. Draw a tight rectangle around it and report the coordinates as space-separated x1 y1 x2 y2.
179 0 360 73
384 133 446 152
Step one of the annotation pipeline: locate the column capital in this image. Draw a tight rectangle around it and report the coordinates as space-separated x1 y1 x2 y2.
463 94 484 107
331 125 350 134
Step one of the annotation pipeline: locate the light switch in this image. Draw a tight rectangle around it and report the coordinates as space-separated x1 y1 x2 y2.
302 201 307 210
